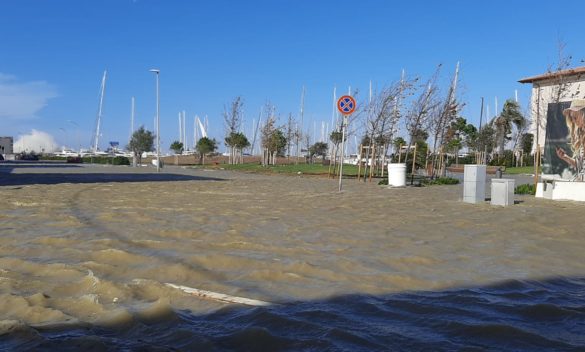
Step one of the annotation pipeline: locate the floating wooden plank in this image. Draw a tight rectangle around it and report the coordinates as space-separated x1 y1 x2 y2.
164 283 273 307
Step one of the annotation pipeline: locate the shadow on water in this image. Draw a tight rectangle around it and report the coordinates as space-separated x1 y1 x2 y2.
2 276 584 351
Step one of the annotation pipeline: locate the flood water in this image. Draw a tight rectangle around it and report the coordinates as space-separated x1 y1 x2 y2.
1 163 585 351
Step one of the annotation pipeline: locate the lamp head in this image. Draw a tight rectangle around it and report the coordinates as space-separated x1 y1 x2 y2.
149 69 160 74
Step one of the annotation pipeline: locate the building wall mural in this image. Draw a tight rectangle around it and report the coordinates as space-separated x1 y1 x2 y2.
543 100 585 181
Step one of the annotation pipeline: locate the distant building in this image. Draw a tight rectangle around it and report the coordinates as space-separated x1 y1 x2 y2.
518 66 585 152
0 136 14 155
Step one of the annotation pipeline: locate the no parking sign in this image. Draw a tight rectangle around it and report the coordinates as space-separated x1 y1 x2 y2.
337 95 356 115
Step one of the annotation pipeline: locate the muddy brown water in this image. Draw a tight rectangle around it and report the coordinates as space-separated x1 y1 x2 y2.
1 163 584 350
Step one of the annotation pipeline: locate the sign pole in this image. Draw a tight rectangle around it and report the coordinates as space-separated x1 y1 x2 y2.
338 115 347 192
336 95 356 192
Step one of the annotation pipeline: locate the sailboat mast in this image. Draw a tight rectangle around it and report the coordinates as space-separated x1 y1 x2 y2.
193 115 197 150
182 110 187 149
298 86 305 158
130 96 135 142
495 96 498 116
251 108 261 156
331 86 337 130
93 70 107 153
178 112 183 144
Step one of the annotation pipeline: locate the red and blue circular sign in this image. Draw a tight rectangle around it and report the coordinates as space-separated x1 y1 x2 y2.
337 95 356 115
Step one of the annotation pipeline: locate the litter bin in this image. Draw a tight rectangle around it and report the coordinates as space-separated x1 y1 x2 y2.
387 163 406 187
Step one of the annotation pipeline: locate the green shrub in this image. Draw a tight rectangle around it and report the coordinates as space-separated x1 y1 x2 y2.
423 177 460 185
454 155 475 165
379 176 459 186
40 155 67 161
489 150 514 167
83 156 105 164
112 156 130 165
81 156 130 165
515 183 536 195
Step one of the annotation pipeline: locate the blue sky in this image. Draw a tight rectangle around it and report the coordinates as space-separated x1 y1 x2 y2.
1 0 584 152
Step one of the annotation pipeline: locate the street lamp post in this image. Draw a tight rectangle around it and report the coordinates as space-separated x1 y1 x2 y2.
150 69 160 172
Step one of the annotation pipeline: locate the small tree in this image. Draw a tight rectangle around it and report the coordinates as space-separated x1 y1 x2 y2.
329 130 343 168
494 99 524 154
474 124 496 155
521 133 533 155
442 117 477 165
128 126 154 166
308 142 328 163
260 106 287 165
225 132 250 164
223 96 244 164
196 137 217 164
170 140 184 155
519 133 534 166
330 130 343 146
393 136 406 151
270 129 287 157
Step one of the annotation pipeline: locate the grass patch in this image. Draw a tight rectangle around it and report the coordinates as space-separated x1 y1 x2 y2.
200 163 361 176
504 166 534 175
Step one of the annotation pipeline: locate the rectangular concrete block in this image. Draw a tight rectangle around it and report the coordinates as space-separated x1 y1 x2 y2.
464 164 486 183
536 181 553 199
463 165 487 204
551 180 585 201
491 178 515 206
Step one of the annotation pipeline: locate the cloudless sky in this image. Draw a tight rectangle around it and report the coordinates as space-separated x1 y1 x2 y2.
1 0 584 152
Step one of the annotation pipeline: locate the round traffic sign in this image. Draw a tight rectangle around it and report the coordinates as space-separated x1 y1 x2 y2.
337 95 356 115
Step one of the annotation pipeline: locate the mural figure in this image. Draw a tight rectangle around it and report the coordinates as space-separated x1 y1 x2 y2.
556 100 585 181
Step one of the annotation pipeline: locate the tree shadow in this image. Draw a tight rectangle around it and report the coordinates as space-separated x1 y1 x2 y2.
0 173 224 187
2 276 584 351
0 161 84 168
0 162 225 186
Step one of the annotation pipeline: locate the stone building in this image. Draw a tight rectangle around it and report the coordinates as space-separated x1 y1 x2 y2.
0 136 14 155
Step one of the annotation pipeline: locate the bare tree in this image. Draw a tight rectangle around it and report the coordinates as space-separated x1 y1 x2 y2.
429 63 462 176
403 66 442 165
533 40 573 149
260 101 286 165
363 75 417 178
548 40 573 104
